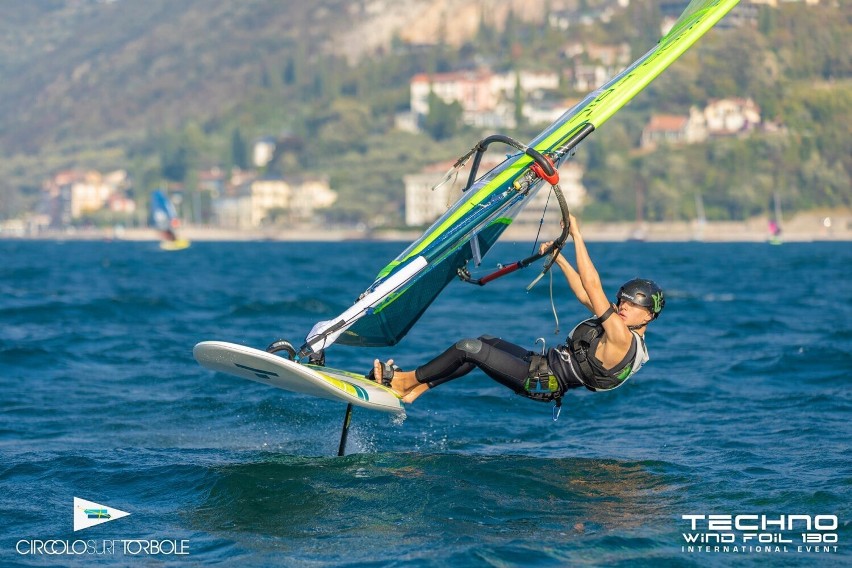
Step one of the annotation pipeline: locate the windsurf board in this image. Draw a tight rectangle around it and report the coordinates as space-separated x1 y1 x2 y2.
160 238 191 251
193 341 404 415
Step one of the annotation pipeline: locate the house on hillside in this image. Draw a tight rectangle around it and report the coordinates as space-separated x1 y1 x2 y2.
640 108 708 149
407 68 561 130
409 70 498 117
41 169 134 226
522 98 579 126
253 137 277 168
567 64 610 92
703 98 761 135
404 161 473 227
744 0 821 7
213 175 336 229
547 1 627 30
197 167 227 198
585 42 631 67
561 41 631 92
640 98 762 150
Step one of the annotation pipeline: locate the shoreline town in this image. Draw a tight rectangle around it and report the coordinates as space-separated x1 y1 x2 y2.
2 209 850 243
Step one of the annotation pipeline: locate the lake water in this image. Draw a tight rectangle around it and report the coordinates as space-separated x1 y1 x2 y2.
1 239 849 566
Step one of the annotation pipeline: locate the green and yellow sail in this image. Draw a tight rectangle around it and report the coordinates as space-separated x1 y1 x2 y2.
303 0 739 351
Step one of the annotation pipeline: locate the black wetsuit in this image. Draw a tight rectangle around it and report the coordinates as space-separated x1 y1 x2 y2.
415 323 648 399
415 335 577 400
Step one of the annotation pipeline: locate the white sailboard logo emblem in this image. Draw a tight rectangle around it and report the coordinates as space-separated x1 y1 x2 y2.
73 497 130 531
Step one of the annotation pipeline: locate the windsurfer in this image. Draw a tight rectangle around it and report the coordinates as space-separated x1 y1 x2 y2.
368 213 665 405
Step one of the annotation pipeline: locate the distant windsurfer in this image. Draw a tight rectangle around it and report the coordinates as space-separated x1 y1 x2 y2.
768 220 781 238
369 213 665 407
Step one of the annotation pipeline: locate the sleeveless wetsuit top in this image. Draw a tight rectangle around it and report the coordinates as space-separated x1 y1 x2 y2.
547 316 649 392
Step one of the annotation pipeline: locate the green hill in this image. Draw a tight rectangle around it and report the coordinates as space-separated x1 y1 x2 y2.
0 0 848 224
0 0 354 152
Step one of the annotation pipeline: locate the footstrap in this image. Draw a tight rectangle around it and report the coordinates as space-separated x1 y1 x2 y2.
367 361 400 388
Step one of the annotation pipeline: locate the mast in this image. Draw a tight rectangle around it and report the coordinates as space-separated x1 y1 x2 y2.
693 192 706 241
773 192 783 227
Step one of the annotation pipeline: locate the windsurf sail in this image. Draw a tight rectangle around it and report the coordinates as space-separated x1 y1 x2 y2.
150 189 181 242
768 191 783 244
302 0 739 355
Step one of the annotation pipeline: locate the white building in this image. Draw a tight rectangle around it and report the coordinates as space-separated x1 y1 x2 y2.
253 137 277 168
560 40 633 92
641 107 708 149
568 64 611 92
410 70 497 117
42 169 134 225
214 176 337 229
409 68 561 129
404 161 473 227
640 98 762 149
521 97 581 127
703 98 761 135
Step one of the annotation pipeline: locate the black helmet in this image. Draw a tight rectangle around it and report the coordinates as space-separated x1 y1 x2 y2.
616 279 665 319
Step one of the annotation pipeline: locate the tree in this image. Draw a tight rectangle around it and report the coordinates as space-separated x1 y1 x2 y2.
513 72 525 129
161 140 189 183
230 128 248 170
308 98 373 155
160 123 203 183
423 92 463 141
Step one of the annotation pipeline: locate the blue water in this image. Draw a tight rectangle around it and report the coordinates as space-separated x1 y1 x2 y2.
1 239 849 567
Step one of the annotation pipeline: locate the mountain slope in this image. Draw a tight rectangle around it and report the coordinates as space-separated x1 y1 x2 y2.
0 0 565 153
0 0 348 152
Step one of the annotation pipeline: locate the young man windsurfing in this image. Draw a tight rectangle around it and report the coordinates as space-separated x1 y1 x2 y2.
369 213 665 407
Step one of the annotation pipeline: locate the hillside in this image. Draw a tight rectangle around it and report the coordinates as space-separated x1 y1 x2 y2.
0 0 849 224
0 0 570 153
1 0 340 152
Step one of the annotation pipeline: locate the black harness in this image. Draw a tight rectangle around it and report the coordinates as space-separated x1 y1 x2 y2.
518 306 642 418
521 352 564 420
523 353 562 402
568 309 639 391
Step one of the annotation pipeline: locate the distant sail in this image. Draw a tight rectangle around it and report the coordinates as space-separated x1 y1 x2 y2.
151 190 190 249
303 0 740 354
768 191 783 244
151 190 179 238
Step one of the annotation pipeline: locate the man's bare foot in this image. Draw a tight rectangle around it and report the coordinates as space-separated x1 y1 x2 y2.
370 359 426 402
401 383 429 404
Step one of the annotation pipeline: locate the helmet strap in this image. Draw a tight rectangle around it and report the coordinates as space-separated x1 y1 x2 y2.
629 313 653 331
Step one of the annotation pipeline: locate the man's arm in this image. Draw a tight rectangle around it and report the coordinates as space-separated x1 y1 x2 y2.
569 215 633 349
554 253 594 313
541 239 593 312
